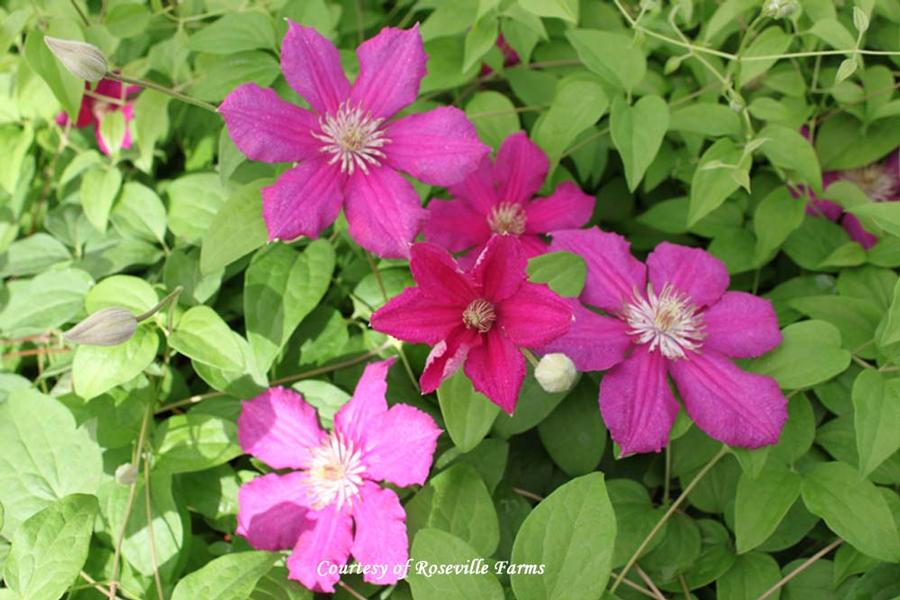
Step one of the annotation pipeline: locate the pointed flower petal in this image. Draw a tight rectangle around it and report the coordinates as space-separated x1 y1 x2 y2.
237 472 311 550
470 235 527 303
282 21 350 114
351 483 409 586
334 359 393 451
498 282 572 347
539 300 632 372
365 405 441 487
349 25 426 119
286 504 354 593
464 330 525 413
448 156 499 214
702 292 782 358
420 326 481 394
525 181 595 233
262 160 345 242
370 288 465 345
238 387 326 469
423 197 492 253
409 242 478 303
494 132 548 204
646 242 729 308
668 351 787 448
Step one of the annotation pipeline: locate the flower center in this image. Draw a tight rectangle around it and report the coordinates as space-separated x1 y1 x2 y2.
487 202 527 235
842 164 897 202
462 298 496 333
311 101 390 176
623 284 705 360
306 432 366 510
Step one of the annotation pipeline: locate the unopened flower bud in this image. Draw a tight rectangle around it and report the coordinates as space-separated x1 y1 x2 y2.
762 0 798 18
115 463 139 485
535 353 577 393
44 37 108 82
64 307 137 346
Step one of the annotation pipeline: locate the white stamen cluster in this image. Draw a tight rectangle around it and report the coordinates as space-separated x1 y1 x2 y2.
312 101 389 175
623 284 705 360
843 165 897 202
305 432 366 510
463 298 497 333
488 202 527 235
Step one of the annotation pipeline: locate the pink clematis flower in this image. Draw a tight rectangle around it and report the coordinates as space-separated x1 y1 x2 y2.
541 228 787 455
236 358 441 592
219 22 490 258
423 132 595 268
370 235 573 413
56 79 139 155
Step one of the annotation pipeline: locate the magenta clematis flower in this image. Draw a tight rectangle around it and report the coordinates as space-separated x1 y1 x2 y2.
56 79 139 155
541 228 787 455
423 132 595 268
219 22 490 258
370 235 573 412
236 358 441 592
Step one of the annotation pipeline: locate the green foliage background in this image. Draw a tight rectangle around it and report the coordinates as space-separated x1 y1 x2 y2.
1 0 900 598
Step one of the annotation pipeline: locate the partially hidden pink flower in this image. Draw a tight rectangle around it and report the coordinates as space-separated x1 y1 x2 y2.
479 34 520 75
236 358 441 592
795 128 899 248
423 131 595 268
370 235 573 413
219 22 490 258
541 228 787 455
56 79 139 155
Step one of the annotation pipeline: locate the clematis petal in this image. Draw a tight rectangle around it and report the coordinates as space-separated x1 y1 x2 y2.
539 300 631 372
494 132 548 204
238 387 326 469
525 181 595 233
219 83 321 163
262 160 345 242
448 156 500 213
702 292 782 358
421 326 481 394
385 107 490 186
646 242 729 308
550 227 646 314
599 345 679 455
349 25 427 119
286 504 354 593
517 233 550 259
365 405 441 487
370 288 467 344
841 213 878 249
464 329 525 414
351 483 409 586
470 234 527 303
344 167 427 259
237 472 312 551
334 359 392 450
669 351 787 448
423 197 492 253
806 197 843 220
408 242 477 303
498 282 573 347
282 21 350 114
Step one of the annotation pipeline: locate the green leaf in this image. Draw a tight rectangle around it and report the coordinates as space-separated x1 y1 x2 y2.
531 73 608 167
809 18 857 50
717 552 782 600
744 320 851 389
688 139 744 226
172 551 278 600
153 413 241 474
668 102 741 137
0 125 33 194
188 13 276 54
566 29 645 92
816 114 900 170
537 379 606 476
0 390 102 537
640 512 701 582
0 267 93 336
492 368 568 436
801 461 900 562
134 91 171 172
72 325 159 400
607 479 668 567
463 15 498 73
170 306 246 371
517 0 579 23
23 25 83 120
3 494 98 600
734 464 801 553
847 201 900 239
0 233 71 278
201 181 269 274
98 110 126 156
112 182 168 244
245 240 335 371
610 95 669 192
85 275 158 314
407 529 504 600
250 566 312 599
465 91 520 149
526 251 586 297
167 173 227 245
783 217 865 271
510 473 616 600
192 51 281 102
437 370 501 452
880 279 900 348
853 370 900 478
738 27 792 87
787 295 882 356
757 124 822 191
80 167 123 233
753 187 806 264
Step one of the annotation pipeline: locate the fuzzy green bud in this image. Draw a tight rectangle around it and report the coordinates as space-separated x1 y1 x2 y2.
64 307 138 346
44 36 108 82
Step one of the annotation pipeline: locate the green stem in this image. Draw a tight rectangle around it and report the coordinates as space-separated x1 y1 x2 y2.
610 445 729 593
105 72 218 113
69 0 90 26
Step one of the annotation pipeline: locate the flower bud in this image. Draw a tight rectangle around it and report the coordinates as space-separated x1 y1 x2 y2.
64 307 138 346
115 463 139 485
762 0 798 19
44 36 108 82
535 353 577 393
